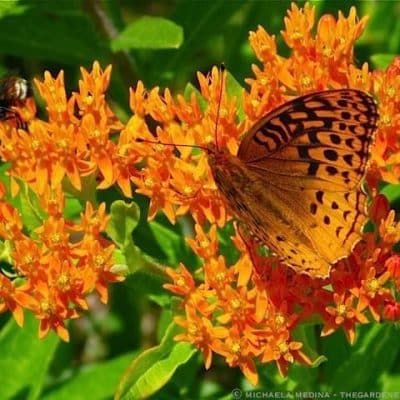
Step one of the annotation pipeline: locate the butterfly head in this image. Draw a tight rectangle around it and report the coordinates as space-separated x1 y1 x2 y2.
207 144 248 195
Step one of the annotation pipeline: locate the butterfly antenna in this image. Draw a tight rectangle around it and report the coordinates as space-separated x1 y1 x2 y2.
214 63 226 152
136 138 208 152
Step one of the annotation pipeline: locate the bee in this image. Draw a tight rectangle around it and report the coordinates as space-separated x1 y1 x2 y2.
0 76 31 128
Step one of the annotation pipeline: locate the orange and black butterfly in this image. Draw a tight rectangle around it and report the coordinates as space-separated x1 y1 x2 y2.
0 76 31 128
208 89 378 277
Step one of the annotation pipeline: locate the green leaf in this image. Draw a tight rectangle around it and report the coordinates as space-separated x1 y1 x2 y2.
329 324 400 390
111 16 183 51
380 183 400 204
0 240 13 265
107 200 143 273
293 324 327 369
0 313 59 400
370 54 396 69
226 70 245 121
124 267 169 305
0 6 108 64
107 200 140 248
62 174 97 206
184 82 207 112
115 323 197 400
149 221 192 266
107 201 168 277
381 371 400 391
184 69 244 122
19 182 47 232
63 196 83 220
42 352 136 400
0 1 27 18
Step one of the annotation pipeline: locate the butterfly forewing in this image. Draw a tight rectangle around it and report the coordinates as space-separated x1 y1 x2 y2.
212 89 378 277
238 90 377 192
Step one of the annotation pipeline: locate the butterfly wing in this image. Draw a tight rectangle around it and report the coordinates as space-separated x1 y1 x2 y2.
238 89 377 191
237 89 378 276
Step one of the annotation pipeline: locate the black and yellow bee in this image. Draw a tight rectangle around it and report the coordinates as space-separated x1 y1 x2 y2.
0 76 31 128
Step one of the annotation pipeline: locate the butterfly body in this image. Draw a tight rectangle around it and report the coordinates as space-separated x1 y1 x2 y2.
208 89 378 277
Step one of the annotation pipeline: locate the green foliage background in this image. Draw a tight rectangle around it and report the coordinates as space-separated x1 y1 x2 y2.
1 1 400 399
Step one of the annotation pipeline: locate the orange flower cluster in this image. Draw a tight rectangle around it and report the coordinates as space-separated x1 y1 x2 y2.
0 63 125 340
0 62 147 198
123 3 400 384
0 197 121 341
1 1 400 384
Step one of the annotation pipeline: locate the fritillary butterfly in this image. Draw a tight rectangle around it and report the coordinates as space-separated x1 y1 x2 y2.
208 89 378 278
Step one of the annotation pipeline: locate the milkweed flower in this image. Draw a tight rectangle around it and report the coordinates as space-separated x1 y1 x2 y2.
0 63 125 341
0 196 122 341
1 0 400 385
154 2 400 385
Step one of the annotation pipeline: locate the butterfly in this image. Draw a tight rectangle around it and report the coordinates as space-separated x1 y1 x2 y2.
207 89 378 278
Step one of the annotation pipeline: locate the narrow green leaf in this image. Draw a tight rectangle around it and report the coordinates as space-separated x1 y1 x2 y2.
0 313 59 400
370 54 396 69
116 323 197 400
184 69 244 121
226 71 245 121
111 17 183 51
42 353 136 400
184 82 207 112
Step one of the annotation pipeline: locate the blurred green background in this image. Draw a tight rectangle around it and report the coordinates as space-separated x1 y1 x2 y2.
1 1 400 399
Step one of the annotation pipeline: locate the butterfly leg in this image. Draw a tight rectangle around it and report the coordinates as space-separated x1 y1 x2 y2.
235 222 273 280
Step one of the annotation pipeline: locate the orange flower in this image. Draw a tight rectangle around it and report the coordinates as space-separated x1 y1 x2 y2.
213 325 260 385
34 280 78 342
81 240 120 304
34 70 71 123
186 223 219 261
164 263 196 297
0 275 38 326
204 256 236 294
322 293 368 344
0 202 24 240
261 330 311 377
356 266 392 321
0 61 129 342
383 301 400 321
281 2 315 51
175 304 228 369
